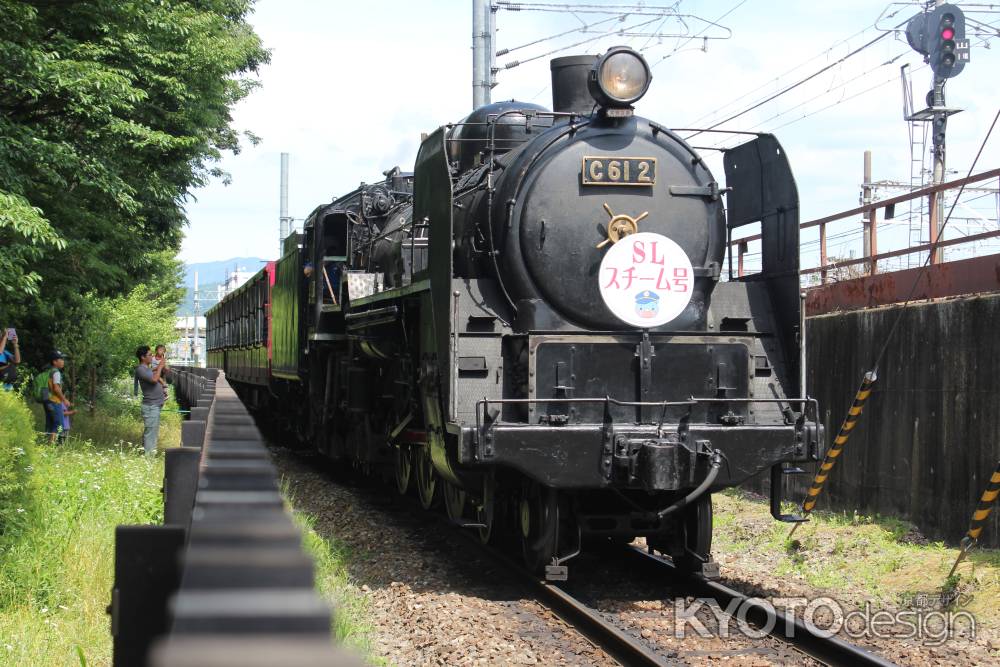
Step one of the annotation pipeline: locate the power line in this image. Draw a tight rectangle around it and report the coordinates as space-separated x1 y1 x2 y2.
706 52 918 150
494 0 734 75
497 14 623 56
500 15 671 69
649 0 748 65
497 2 683 16
685 23 880 128
684 27 900 140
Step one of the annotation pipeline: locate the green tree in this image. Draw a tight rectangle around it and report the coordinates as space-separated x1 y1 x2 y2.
0 0 268 363
56 284 180 404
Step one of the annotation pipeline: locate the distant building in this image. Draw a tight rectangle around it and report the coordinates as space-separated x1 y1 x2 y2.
222 268 254 293
182 266 254 366
171 316 206 367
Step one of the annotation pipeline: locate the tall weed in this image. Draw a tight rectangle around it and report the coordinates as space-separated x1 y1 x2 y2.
0 390 35 551
0 386 173 666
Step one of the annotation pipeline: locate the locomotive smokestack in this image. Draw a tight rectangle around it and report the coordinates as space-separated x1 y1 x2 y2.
550 55 597 116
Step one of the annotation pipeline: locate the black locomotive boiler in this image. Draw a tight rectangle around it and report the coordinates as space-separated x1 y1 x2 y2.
206 47 823 576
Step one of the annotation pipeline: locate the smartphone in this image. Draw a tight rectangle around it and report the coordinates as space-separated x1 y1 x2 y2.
4 328 14 341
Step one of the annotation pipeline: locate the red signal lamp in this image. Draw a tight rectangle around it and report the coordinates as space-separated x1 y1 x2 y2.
941 27 955 40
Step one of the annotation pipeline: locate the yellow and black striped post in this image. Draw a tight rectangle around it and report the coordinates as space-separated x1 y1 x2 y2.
789 370 878 538
948 459 1000 578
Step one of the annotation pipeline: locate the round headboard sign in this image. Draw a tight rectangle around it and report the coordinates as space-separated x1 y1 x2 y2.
598 232 694 328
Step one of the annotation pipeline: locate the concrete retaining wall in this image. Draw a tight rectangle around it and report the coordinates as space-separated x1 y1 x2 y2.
753 292 1000 548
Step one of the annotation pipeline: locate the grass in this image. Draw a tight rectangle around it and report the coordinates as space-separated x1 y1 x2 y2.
58 378 183 453
712 489 1000 629
293 511 379 661
280 476 381 664
0 385 180 666
0 380 375 665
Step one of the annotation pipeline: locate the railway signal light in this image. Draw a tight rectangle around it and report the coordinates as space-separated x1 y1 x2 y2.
905 12 929 56
929 4 968 79
905 4 969 80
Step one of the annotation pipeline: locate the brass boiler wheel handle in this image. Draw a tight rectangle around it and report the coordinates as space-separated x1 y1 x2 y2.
596 205 649 248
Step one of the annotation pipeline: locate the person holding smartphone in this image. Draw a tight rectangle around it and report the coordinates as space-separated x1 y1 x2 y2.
0 327 21 391
134 345 167 455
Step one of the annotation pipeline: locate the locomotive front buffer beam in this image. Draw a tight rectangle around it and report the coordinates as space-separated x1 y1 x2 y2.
464 398 822 495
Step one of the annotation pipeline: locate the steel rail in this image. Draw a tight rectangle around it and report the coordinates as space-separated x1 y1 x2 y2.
626 546 899 667
539 580 669 666
449 529 670 666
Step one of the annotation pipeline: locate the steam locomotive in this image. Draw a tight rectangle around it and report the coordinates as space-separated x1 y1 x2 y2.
206 47 822 576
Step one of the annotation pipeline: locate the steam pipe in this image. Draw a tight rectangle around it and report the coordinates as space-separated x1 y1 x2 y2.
657 452 723 520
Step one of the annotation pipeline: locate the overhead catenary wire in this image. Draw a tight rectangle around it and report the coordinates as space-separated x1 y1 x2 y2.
685 21 884 127
497 1 682 16
497 14 623 56
689 1 925 129
495 0 736 72
693 13 1000 141
707 54 921 151
648 0 747 63
500 15 672 69
684 25 903 141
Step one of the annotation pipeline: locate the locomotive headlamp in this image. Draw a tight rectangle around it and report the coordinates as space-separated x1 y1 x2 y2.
588 47 651 108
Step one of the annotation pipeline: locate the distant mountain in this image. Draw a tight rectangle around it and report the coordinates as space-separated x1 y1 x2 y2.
177 281 223 316
183 257 267 287
177 257 267 316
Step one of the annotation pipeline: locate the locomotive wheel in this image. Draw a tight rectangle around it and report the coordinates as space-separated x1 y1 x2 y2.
415 445 438 510
520 482 559 573
675 493 713 572
443 480 468 522
394 444 413 495
650 494 713 573
476 474 496 544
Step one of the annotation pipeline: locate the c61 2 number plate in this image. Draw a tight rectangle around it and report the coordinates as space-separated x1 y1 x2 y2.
581 156 656 186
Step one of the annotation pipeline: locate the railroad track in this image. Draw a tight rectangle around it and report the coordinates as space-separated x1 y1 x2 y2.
371 480 895 667
452 528 896 667
624 546 898 667
272 436 900 667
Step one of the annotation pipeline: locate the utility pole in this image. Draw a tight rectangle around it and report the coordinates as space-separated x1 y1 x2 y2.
193 271 200 367
928 79 945 264
472 0 495 109
279 152 291 258
928 0 948 265
862 150 877 274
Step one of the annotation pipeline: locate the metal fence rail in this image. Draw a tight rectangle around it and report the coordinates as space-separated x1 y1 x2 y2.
110 367 360 667
729 167 1000 281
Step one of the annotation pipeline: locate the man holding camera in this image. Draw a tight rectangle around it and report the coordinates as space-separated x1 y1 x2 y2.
134 345 167 455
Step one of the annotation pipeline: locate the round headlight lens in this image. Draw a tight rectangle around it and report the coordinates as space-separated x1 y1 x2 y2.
598 52 649 103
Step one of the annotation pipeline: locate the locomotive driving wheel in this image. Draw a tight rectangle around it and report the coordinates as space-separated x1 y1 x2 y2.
393 444 413 495
520 481 559 573
650 494 713 573
415 445 438 510
476 474 496 544
443 480 468 522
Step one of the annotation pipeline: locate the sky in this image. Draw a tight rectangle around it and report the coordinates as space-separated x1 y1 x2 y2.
179 0 1000 274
